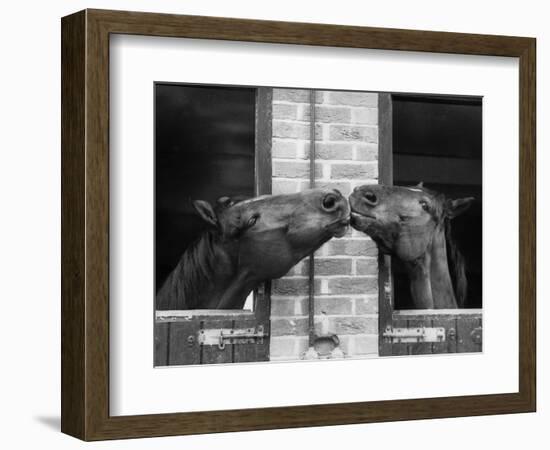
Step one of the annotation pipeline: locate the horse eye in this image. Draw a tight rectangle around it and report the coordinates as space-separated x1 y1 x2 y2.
419 200 430 211
217 196 233 208
247 215 258 228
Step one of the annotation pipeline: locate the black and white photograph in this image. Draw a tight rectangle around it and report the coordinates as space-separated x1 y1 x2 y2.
153 84 482 366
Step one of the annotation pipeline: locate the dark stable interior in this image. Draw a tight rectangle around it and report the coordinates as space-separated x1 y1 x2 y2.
392 94 483 309
155 84 256 291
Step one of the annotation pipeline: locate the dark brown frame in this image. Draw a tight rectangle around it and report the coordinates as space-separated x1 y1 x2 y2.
61 9 536 440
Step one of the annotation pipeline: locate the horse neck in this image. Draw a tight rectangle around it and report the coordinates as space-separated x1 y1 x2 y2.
158 232 254 310
403 252 434 309
402 223 457 309
427 223 457 309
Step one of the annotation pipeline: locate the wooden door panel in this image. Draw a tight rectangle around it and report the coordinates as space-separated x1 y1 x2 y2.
154 322 170 366
456 316 483 353
155 309 270 366
383 311 482 356
432 317 458 353
169 320 202 366
232 317 267 363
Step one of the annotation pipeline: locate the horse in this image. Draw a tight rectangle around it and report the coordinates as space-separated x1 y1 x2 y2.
156 188 350 310
349 183 474 309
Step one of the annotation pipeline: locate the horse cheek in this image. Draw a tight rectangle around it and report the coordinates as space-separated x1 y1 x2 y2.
242 232 295 279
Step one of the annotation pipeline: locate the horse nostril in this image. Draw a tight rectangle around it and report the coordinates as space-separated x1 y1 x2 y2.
364 191 378 205
322 194 338 211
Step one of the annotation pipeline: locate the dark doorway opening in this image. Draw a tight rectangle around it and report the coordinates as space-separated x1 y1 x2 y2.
155 83 256 292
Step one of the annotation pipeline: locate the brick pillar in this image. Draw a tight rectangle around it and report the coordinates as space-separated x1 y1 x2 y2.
270 88 379 360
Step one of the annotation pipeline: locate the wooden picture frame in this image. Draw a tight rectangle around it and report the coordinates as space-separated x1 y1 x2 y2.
61 9 536 440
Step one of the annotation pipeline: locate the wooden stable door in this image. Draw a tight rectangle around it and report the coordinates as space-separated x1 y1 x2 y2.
380 311 483 356
155 284 271 366
378 256 483 357
154 86 273 366
377 93 483 356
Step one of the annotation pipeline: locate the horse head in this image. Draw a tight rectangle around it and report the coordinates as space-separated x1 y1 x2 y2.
157 188 350 310
194 188 350 282
349 183 474 308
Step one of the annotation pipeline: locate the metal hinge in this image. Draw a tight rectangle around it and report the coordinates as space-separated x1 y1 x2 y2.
383 326 446 344
198 325 266 350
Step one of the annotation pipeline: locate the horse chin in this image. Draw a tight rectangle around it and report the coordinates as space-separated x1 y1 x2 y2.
325 217 350 238
350 211 376 232
332 224 349 238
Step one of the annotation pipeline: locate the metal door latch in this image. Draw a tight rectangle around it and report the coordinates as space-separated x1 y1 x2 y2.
198 325 266 350
383 326 446 344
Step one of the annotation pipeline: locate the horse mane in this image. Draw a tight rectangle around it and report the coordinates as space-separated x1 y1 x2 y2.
444 219 468 307
169 231 219 309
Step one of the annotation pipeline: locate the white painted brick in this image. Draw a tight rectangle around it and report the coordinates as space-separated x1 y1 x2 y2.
352 108 378 125
326 91 378 107
322 163 331 180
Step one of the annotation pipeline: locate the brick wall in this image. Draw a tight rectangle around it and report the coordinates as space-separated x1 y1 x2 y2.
269 89 380 361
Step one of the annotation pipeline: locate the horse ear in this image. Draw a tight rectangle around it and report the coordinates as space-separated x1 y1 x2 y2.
192 200 218 227
416 181 424 188
445 197 475 219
